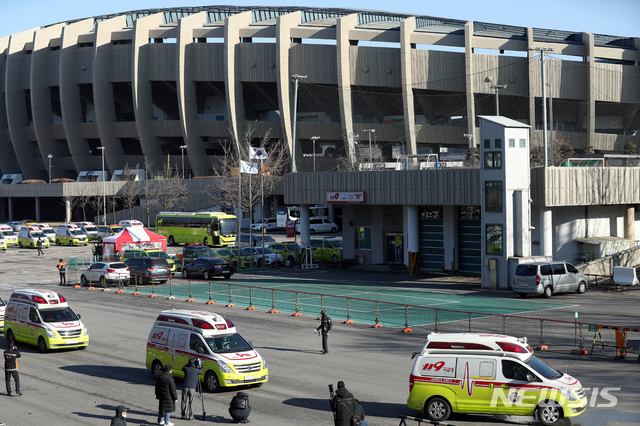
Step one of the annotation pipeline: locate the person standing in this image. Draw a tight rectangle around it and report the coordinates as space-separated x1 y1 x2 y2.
110 405 128 426
36 238 44 256
155 364 178 426
316 310 332 354
181 357 202 420
57 259 67 286
4 343 22 397
330 381 367 426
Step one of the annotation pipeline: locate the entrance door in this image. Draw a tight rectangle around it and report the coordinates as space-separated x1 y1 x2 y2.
385 233 403 263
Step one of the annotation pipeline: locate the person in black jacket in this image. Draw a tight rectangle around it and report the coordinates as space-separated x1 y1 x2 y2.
229 392 251 423
110 405 128 426
181 357 203 420
330 381 367 426
4 343 22 396
316 310 332 354
155 364 178 426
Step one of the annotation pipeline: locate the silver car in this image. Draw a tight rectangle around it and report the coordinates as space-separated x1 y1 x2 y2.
80 262 130 287
513 261 588 298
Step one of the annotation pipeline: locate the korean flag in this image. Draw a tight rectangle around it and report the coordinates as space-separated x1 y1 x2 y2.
250 147 268 160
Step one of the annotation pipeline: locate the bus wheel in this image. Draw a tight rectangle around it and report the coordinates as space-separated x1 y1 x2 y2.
168 236 175 245
203 237 208 246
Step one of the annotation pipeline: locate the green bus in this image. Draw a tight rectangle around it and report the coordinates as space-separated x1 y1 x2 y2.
156 212 238 246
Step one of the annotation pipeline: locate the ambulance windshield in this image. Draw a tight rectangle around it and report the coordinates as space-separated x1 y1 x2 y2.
525 356 562 380
40 307 79 323
204 333 252 353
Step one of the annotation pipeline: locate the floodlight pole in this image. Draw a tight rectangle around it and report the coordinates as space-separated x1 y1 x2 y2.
180 145 188 179
291 74 307 173
97 146 106 224
47 154 53 183
363 129 375 171
490 84 507 116
529 46 554 167
310 136 320 173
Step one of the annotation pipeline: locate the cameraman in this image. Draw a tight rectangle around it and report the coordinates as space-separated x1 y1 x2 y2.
181 357 203 420
330 381 366 426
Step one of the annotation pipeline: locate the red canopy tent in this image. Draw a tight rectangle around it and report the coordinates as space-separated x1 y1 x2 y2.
102 227 167 258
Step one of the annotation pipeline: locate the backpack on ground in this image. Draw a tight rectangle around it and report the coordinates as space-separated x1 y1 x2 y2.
233 392 249 409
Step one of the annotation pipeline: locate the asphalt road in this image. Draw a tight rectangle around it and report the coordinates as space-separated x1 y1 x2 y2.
1 243 639 426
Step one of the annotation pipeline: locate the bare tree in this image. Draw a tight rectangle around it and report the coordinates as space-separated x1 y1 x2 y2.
211 125 289 219
334 133 362 172
463 147 480 168
65 184 96 222
530 136 571 167
120 163 142 219
155 163 189 212
140 158 159 227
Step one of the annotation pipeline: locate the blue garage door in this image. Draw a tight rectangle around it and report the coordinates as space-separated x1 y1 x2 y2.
457 219 481 274
418 219 444 270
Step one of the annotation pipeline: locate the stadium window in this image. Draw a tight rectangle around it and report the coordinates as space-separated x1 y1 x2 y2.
355 227 372 250
485 181 503 212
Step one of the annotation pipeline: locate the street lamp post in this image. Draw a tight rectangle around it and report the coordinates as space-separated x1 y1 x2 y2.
310 136 320 173
180 145 188 179
490 84 507 116
363 129 375 171
97 146 106 224
47 154 53 183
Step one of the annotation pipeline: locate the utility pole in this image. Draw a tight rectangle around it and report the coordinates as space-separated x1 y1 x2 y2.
490 84 507 116
529 46 554 167
291 74 307 173
547 82 554 166
363 129 375 170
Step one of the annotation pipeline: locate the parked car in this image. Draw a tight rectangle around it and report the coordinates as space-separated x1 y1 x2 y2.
310 238 343 260
7 221 24 232
235 233 276 247
179 244 218 271
245 247 283 267
251 218 278 232
96 225 123 242
295 217 340 234
125 257 171 285
181 257 234 280
213 248 251 269
267 242 302 265
0 235 7 251
513 261 588 298
123 249 177 274
80 262 130 287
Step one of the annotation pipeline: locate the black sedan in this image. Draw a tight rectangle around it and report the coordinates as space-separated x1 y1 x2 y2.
181 257 234 280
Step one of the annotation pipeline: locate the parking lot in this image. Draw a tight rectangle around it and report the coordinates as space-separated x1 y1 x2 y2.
1 238 639 426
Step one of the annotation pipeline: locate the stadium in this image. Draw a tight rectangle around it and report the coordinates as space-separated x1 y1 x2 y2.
1 6 639 286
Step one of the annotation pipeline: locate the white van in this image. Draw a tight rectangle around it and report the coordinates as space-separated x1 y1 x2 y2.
0 224 19 246
119 220 144 228
146 309 268 392
36 223 57 243
407 333 587 426
3 289 89 352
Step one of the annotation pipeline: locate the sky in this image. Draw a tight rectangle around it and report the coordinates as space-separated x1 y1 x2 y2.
1 0 638 39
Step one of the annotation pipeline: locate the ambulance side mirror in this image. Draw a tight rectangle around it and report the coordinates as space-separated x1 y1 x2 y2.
411 352 419 360
526 373 535 382
77 314 82 319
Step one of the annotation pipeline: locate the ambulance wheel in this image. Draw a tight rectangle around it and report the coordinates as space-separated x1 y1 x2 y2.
152 360 164 379
168 236 175 245
543 286 553 298
6 329 15 345
203 271 210 280
81 275 88 286
425 397 451 422
69 241 73 246
576 281 587 294
38 337 49 353
56 239 61 246
538 401 562 426
18 241 22 248
204 371 220 393
30 243 34 249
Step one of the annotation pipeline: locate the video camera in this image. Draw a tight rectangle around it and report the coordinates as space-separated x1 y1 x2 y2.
328 384 334 399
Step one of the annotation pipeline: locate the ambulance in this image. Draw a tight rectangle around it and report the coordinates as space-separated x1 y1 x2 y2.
55 224 89 246
35 223 57 243
75 222 98 241
0 224 19 246
119 219 144 228
17 226 51 249
0 296 6 329
3 289 89 352
407 333 587 426
146 310 268 392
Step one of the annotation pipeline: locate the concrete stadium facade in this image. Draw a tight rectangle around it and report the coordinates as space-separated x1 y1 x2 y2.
0 6 639 181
